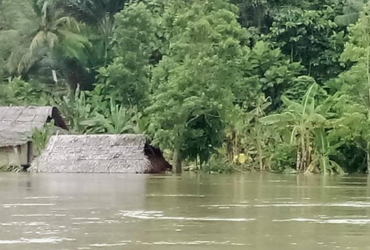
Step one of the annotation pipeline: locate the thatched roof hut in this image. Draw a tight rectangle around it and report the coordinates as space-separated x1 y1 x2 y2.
0 106 67 147
30 134 170 174
0 106 67 167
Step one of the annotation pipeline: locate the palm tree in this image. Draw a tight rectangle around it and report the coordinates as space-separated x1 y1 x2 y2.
59 0 124 25
58 0 126 66
6 0 90 85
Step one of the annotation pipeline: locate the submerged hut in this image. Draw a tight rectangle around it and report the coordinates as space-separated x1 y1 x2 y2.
0 106 67 168
30 134 171 173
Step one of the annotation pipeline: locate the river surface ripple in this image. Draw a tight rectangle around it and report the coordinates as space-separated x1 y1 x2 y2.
1 173 370 249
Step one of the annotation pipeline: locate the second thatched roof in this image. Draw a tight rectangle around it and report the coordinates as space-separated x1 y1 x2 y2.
0 106 67 147
30 134 154 173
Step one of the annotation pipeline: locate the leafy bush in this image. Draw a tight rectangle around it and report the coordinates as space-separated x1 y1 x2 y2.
54 87 93 133
269 143 297 172
32 123 58 157
202 155 235 174
82 100 142 134
0 165 22 173
0 78 54 106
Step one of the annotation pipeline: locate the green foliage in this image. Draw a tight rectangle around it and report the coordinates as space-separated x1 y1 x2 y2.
261 84 338 173
308 129 345 174
0 165 22 173
54 86 142 134
4 0 90 76
283 76 329 106
335 0 366 26
81 101 142 134
60 0 125 26
0 78 54 105
0 0 36 77
231 0 333 33
269 143 296 172
96 2 157 107
243 96 271 170
32 122 56 156
268 6 346 83
202 154 235 174
55 88 93 133
147 0 247 170
239 41 302 110
333 4 370 173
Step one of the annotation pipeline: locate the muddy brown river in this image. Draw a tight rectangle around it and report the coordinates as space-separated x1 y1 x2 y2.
1 173 370 249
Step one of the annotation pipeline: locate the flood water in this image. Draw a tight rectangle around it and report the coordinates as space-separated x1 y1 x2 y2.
1 173 370 250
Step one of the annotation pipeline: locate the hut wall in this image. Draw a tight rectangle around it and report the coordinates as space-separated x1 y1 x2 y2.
19 144 29 165
0 147 13 167
0 144 29 167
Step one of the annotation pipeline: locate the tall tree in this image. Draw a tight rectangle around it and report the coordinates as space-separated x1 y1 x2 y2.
335 4 370 173
268 6 346 83
0 0 35 79
238 41 302 111
96 2 157 107
59 0 127 66
1 0 90 89
147 0 248 172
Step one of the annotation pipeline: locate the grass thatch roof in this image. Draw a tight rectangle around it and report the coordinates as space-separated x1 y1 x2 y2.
0 106 67 147
30 134 154 173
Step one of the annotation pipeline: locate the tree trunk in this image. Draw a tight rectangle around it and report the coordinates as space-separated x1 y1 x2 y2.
300 137 306 172
367 143 370 174
305 131 311 172
367 48 370 174
226 132 235 162
256 129 264 171
296 149 301 171
172 126 185 174
173 142 182 173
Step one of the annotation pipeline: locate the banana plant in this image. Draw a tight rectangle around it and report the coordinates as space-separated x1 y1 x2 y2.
32 122 56 156
246 96 271 170
307 129 345 175
260 84 329 172
82 99 141 134
55 86 92 133
224 96 271 170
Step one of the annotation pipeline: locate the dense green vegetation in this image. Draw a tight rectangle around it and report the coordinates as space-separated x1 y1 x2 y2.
1 0 370 174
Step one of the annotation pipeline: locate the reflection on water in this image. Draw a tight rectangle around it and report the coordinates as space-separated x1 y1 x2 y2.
1 173 370 249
